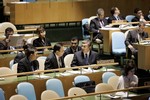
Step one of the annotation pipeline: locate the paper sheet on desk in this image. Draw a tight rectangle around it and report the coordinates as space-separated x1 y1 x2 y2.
33 75 50 79
115 92 137 97
100 27 120 30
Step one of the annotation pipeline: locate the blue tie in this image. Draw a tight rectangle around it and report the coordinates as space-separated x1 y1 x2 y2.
84 54 89 65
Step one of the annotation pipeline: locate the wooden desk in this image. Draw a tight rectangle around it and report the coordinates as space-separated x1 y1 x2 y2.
134 44 150 70
100 27 150 54
0 71 121 100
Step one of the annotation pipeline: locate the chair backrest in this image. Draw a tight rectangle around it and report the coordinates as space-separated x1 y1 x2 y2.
41 90 60 100
82 18 90 39
68 87 87 96
102 72 116 83
11 63 18 74
95 83 114 93
112 32 126 54
108 76 119 90
9 59 14 69
26 37 38 44
0 22 17 34
64 54 74 68
37 58 45 70
74 75 90 84
37 56 47 60
0 88 5 100
46 78 65 97
88 16 97 26
0 67 17 84
17 82 36 100
125 15 135 22
9 94 27 100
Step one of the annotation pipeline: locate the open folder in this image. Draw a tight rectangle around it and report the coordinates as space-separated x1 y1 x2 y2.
8 35 24 47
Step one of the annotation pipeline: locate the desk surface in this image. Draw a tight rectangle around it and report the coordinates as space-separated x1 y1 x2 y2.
0 71 121 100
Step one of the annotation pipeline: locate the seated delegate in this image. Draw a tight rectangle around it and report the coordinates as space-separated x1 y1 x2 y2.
17 44 39 73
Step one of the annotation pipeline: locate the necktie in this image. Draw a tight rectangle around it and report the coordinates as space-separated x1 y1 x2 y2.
58 57 62 68
99 20 104 28
84 54 89 65
117 16 120 20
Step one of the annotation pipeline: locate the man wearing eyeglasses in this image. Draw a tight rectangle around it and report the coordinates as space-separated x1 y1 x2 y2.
0 27 14 52
63 37 81 57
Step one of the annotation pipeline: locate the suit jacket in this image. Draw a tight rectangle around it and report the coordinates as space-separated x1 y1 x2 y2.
131 16 140 22
17 57 39 73
33 37 51 51
14 52 25 64
125 29 148 47
0 39 11 54
63 46 82 58
108 15 124 24
0 39 8 50
71 50 99 67
90 17 108 40
45 52 65 70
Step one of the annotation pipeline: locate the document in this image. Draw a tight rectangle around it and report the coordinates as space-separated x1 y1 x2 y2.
8 35 24 47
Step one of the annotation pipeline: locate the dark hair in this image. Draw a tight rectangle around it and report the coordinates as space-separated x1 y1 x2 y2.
123 59 136 76
5 27 14 37
71 36 79 41
36 26 45 34
134 8 141 14
110 7 117 15
53 43 63 53
23 44 36 58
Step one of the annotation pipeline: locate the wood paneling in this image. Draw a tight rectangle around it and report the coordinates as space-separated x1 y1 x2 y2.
8 0 150 25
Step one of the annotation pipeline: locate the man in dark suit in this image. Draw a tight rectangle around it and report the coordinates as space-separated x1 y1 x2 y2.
90 8 108 43
0 27 14 53
17 44 39 73
132 8 147 22
63 37 81 58
108 7 124 24
71 40 99 67
125 22 148 65
33 26 51 53
45 43 65 70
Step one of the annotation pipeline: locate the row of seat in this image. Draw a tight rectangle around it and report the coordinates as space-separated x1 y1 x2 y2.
82 15 135 39
9 54 74 74
0 72 119 100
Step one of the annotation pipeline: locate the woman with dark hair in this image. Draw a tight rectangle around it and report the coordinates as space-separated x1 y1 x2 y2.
117 59 138 89
17 44 39 73
33 26 51 53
